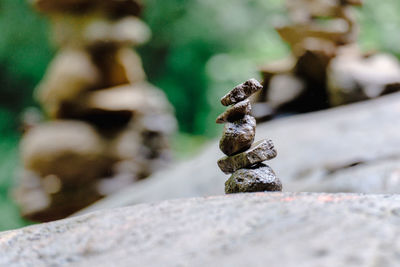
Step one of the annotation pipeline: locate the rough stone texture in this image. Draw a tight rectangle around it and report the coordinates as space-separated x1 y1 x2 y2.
218 139 277 174
220 79 263 106
4 193 400 266
216 99 251 124
76 93 400 214
219 115 256 156
225 163 281 193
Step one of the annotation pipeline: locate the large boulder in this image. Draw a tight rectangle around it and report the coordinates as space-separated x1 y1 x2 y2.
78 93 400 213
1 193 400 266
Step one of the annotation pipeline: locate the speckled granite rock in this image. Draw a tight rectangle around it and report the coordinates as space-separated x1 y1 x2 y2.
219 115 256 156
3 193 400 267
218 139 277 174
225 163 281 193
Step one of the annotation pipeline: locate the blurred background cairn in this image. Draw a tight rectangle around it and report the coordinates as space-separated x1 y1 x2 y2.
253 0 400 121
14 0 176 222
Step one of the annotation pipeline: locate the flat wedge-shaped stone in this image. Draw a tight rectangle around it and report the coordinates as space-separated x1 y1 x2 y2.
219 115 256 156
218 139 276 174
216 100 251 124
221 79 263 106
225 163 282 193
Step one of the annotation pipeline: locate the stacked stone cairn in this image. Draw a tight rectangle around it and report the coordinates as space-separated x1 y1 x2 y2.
253 0 400 121
216 79 282 194
15 0 176 222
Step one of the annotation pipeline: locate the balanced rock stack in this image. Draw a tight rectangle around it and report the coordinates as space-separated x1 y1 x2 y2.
254 0 400 122
253 0 365 120
15 0 176 222
216 79 282 194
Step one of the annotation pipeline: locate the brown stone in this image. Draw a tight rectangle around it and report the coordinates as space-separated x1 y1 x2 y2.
14 169 103 222
117 48 146 84
225 163 282 194
102 0 143 18
33 0 142 16
285 0 361 23
286 0 341 23
21 120 109 184
219 115 256 156
294 39 336 84
276 21 352 49
81 82 174 115
33 0 97 13
343 0 363 6
217 139 277 174
216 99 251 124
35 48 101 118
260 56 295 82
220 79 263 106
52 15 151 47
90 47 146 87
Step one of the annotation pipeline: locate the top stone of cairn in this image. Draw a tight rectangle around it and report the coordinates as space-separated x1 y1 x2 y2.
220 79 263 106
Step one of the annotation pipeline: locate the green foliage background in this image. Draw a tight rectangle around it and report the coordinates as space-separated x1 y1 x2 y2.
0 0 400 230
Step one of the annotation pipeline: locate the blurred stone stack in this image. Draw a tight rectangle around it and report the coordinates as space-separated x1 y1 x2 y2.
15 0 176 222
216 79 282 194
253 0 400 121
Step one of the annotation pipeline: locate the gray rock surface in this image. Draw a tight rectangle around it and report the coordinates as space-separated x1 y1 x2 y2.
3 193 400 267
221 78 263 106
219 115 256 156
225 163 281 193
78 93 400 214
218 139 277 174
216 99 251 124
